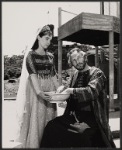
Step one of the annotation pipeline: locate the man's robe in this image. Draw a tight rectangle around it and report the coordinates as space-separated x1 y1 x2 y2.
64 66 115 147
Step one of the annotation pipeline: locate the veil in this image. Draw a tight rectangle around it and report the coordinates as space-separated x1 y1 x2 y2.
14 27 43 140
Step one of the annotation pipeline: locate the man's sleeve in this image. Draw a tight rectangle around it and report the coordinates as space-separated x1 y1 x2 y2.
74 69 106 102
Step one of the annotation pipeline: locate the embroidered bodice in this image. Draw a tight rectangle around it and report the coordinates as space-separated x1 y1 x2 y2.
26 50 56 78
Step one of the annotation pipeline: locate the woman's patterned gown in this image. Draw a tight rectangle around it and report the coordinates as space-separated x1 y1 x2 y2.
16 50 59 148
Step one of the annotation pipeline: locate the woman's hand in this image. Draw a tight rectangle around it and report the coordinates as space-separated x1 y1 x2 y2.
38 91 52 102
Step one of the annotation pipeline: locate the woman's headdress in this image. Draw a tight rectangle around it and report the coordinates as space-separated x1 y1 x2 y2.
32 24 54 50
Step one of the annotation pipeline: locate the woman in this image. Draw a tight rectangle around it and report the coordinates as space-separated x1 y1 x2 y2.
14 24 59 148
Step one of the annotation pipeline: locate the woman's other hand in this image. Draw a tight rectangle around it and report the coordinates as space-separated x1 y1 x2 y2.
38 91 52 102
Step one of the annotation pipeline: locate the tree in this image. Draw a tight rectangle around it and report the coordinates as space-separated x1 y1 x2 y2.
4 54 24 80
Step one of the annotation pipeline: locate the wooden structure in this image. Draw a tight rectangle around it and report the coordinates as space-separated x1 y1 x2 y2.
58 11 120 109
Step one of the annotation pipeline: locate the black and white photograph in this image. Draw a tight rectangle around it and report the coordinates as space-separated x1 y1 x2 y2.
2 1 121 148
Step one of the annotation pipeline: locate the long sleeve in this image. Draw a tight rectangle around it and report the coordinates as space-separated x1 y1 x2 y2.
73 69 106 102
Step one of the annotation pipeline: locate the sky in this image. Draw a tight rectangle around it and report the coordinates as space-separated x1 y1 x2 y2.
2 1 118 56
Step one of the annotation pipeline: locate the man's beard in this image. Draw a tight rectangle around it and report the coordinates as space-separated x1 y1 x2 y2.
76 62 86 71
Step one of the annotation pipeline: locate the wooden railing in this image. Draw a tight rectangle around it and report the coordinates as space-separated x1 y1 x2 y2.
4 97 16 100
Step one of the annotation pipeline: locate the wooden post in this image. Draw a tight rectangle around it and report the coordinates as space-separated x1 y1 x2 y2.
95 46 99 68
100 1 104 15
118 42 122 115
109 31 114 110
109 2 111 16
58 7 62 85
116 2 120 18
100 49 104 63
117 44 119 104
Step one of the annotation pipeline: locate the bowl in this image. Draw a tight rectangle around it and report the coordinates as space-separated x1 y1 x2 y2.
44 91 56 96
44 91 70 103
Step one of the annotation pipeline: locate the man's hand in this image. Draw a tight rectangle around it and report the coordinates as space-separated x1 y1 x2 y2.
56 85 65 93
63 88 74 94
68 122 90 134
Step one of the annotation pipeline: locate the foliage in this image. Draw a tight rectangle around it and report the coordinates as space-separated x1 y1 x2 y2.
4 55 24 80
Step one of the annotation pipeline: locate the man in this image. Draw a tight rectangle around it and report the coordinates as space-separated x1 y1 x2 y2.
40 48 116 148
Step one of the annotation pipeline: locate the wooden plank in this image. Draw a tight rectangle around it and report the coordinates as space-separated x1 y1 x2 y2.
81 13 113 31
58 12 119 40
109 31 114 110
58 13 83 40
4 97 16 100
